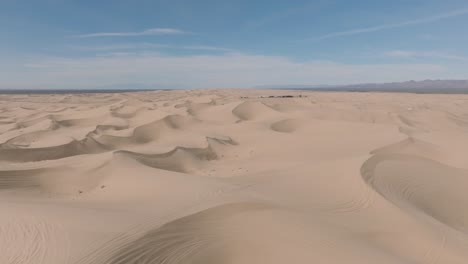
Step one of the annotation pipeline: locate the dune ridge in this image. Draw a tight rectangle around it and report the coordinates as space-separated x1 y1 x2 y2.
115 136 237 173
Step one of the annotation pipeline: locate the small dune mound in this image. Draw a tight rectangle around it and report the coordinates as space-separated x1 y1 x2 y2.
132 118 173 144
161 114 193 129
115 136 236 173
266 102 304 113
1 118 60 144
206 136 238 146
55 115 108 127
115 146 215 173
186 100 216 116
91 117 129 132
180 101 240 123
95 123 129 133
15 115 55 129
361 154 468 232
270 119 302 133
232 101 279 121
111 106 145 119
3 130 51 148
396 115 428 135
45 106 69 113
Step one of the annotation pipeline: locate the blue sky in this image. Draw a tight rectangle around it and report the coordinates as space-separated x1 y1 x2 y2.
1 0 468 89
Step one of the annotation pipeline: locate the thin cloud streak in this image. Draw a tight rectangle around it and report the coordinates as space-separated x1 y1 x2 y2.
313 8 468 41
68 43 235 53
74 28 186 38
181 46 235 52
385 50 468 61
69 43 170 51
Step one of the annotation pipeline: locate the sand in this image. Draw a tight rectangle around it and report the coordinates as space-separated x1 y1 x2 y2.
1 89 468 263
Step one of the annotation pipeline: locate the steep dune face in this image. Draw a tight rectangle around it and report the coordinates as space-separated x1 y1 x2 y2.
363 135 468 233
90 203 275 264
2 90 468 264
0 136 107 162
362 154 468 233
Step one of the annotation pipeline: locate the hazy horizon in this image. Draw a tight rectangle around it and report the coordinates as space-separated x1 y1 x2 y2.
1 79 468 92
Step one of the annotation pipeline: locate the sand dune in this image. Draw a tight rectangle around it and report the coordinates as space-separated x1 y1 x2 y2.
95 114 194 148
270 118 301 133
1 89 468 263
232 101 280 121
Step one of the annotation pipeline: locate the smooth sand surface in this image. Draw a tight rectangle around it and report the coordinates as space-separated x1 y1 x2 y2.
1 89 468 263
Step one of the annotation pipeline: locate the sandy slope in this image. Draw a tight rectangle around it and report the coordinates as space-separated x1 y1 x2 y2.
1 89 468 263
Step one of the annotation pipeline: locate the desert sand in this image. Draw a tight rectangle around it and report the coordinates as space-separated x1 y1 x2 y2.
1 89 468 263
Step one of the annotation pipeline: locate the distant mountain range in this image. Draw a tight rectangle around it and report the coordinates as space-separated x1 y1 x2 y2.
262 80 468 94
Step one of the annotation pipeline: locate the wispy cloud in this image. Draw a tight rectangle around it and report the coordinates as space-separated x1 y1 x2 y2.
74 28 186 38
69 43 235 53
181 46 235 52
313 8 468 41
384 50 468 61
69 43 170 51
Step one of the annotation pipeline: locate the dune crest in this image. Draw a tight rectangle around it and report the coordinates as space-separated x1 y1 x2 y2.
115 136 236 173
